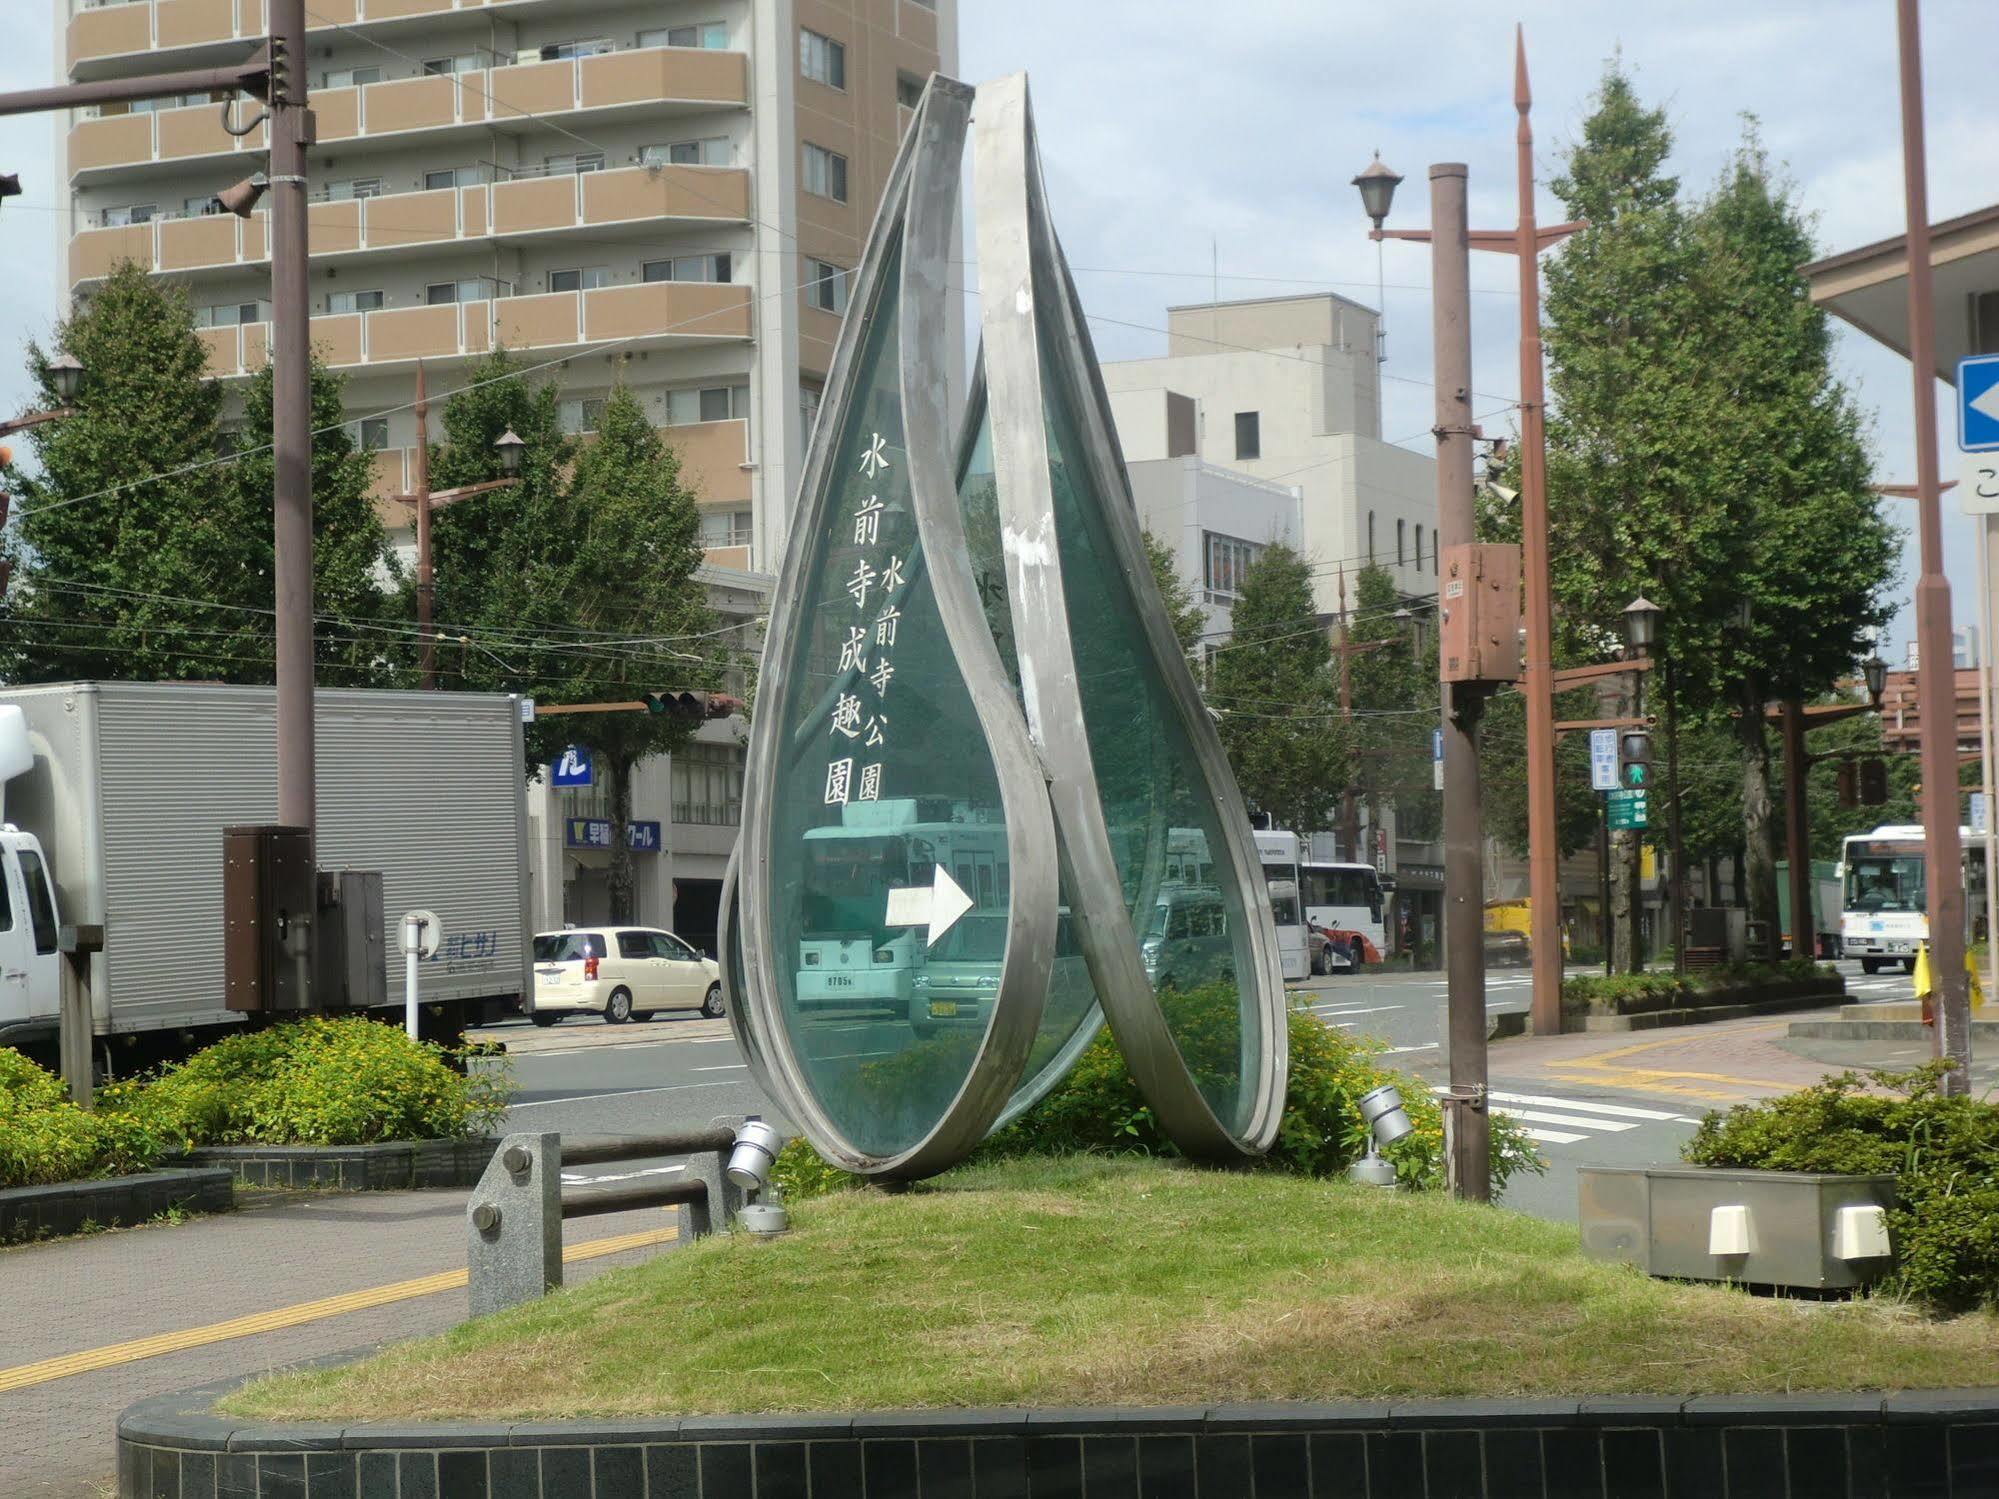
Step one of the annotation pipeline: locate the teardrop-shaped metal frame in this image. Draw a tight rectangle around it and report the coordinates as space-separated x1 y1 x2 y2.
737 77 1060 1178
971 72 1289 1160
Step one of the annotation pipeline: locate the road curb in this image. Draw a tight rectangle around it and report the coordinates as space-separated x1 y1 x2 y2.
115 1384 1999 1498
0 1167 232 1244
1561 985 1847 1033
182 1138 502 1192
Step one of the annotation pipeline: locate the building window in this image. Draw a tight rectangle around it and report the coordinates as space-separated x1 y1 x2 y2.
642 253 731 284
800 28 846 89
640 137 731 167
1234 411 1260 460
426 279 489 305
641 22 728 49
896 71 926 109
699 508 755 548
1414 524 1424 571
423 167 480 191
1397 518 1406 564
805 258 849 314
323 178 382 201
549 266 609 292
328 289 384 314
666 385 749 425
1367 511 1376 561
541 153 604 176
322 66 382 88
103 204 156 226
558 397 606 434
1432 534 1439 573
539 38 613 60
672 742 744 826
421 53 480 75
802 142 848 203
194 302 261 328
1204 532 1261 599
800 381 823 440
350 416 390 451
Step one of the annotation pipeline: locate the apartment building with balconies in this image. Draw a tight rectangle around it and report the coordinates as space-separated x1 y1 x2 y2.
53 0 956 575
50 0 955 938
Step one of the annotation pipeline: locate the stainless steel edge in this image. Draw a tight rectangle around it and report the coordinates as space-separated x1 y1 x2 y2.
716 840 778 1102
970 73 1260 1162
881 78 1058 1178
1028 170 1290 1154
737 78 984 1176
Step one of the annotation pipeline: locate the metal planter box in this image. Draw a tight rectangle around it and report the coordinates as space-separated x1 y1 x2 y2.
1579 1165 1896 1290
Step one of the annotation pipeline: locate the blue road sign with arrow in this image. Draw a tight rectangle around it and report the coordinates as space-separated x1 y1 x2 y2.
1961 355 1999 453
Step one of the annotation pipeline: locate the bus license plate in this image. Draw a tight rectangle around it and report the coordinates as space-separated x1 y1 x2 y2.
823 974 853 988
928 1001 959 1018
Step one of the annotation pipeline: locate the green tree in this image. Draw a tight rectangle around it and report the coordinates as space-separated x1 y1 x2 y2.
2 262 397 686
1346 564 1438 841
1208 544 1350 835
430 364 717 921
1141 526 1206 660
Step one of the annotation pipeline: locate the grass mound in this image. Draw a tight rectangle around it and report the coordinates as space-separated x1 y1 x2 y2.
228 1157 1999 1423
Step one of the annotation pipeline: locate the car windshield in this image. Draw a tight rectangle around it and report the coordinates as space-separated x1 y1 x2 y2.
534 932 604 962
802 835 910 936
929 913 1007 962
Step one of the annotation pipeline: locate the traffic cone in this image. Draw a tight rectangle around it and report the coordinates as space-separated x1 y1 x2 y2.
1914 942 1934 1027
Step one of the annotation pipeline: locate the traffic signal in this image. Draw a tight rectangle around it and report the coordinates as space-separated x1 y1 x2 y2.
1837 760 1858 808
1859 758 1889 806
642 691 742 719
1620 730 1653 789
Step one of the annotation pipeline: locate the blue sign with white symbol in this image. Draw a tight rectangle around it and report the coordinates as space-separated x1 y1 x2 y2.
1960 355 1999 453
1589 727 1620 792
551 746 593 787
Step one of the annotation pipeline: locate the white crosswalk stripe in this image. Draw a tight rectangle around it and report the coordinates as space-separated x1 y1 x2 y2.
1436 1088 1701 1146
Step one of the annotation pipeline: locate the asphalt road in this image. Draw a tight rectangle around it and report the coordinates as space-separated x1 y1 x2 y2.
479 958 1923 1222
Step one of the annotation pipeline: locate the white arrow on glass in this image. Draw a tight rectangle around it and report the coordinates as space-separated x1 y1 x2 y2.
882 864 977 946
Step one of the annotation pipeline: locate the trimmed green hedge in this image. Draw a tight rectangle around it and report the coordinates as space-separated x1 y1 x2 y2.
1562 959 1835 1017
772 995 1545 1200
1684 1064 1999 1311
0 1018 513 1190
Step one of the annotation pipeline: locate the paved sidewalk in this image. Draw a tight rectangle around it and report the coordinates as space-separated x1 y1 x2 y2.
1488 1005 1999 1107
0 1186 685 1499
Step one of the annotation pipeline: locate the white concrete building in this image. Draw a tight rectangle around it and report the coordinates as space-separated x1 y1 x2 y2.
1102 293 1437 614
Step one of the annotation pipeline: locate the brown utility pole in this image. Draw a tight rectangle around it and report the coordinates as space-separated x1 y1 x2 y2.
1331 566 1394 865
268 0 314 840
394 360 521 690
1781 701 1813 961
1894 0 1971 1092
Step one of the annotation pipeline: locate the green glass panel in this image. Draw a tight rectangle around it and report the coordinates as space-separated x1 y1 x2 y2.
1036 326 1262 1137
955 393 1104 1118
764 246 1014 1158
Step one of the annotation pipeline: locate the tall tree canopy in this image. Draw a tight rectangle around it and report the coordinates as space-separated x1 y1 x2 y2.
1208 544 1350 836
429 358 719 920
1345 564 1438 842
2 262 396 684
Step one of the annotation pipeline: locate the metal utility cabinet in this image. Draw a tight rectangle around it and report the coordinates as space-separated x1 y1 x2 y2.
1579 1165 1897 1291
0 682 532 1058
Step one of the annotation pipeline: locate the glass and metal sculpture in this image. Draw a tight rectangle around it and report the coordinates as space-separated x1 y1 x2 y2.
724 73 1288 1179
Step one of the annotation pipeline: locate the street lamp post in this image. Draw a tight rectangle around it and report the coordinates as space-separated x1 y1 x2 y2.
0 354 83 442
1370 28 1583 1037
399 357 524 690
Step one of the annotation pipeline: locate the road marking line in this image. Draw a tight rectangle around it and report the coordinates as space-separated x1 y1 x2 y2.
1520 1126 1588 1144
1491 1106 1639 1133
561 1164 687 1186
0 1227 677 1396
690 1064 748 1072
1486 1091 1685 1122
509 1080 739 1110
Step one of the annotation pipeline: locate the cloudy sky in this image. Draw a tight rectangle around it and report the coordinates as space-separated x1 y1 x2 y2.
2 1 1992 658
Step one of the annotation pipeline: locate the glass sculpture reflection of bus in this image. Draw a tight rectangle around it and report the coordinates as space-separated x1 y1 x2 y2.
909 908 1092 1039
796 797 1008 1012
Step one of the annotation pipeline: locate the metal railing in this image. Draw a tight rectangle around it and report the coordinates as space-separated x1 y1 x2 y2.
466 1121 755 1316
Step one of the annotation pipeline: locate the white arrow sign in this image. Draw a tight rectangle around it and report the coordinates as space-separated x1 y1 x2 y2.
883 863 976 947
1974 380 1999 428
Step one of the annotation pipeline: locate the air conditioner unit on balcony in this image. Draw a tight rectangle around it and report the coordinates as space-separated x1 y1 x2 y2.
514 49 541 66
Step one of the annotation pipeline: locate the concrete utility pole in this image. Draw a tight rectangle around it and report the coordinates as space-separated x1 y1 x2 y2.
1894 0 1972 1091
268 0 315 840
1428 164 1492 1200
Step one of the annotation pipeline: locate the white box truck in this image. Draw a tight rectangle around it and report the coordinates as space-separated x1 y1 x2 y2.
0 682 532 1067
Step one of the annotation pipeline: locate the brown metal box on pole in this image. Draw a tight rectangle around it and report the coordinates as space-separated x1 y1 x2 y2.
1439 542 1523 684
223 825 314 1012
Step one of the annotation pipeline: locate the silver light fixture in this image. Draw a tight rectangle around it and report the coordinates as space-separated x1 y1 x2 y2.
726 1116 784 1193
1350 1083 1414 1187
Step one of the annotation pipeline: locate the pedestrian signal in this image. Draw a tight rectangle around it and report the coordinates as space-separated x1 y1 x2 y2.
1859 758 1889 806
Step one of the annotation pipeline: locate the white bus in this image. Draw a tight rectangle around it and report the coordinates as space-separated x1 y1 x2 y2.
797 798 1008 1012
1839 824 1988 975
1251 828 1310 981
1301 859 1387 969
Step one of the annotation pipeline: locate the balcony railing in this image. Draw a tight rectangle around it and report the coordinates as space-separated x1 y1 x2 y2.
195 282 751 377
69 164 751 284
365 417 749 509
68 46 748 174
